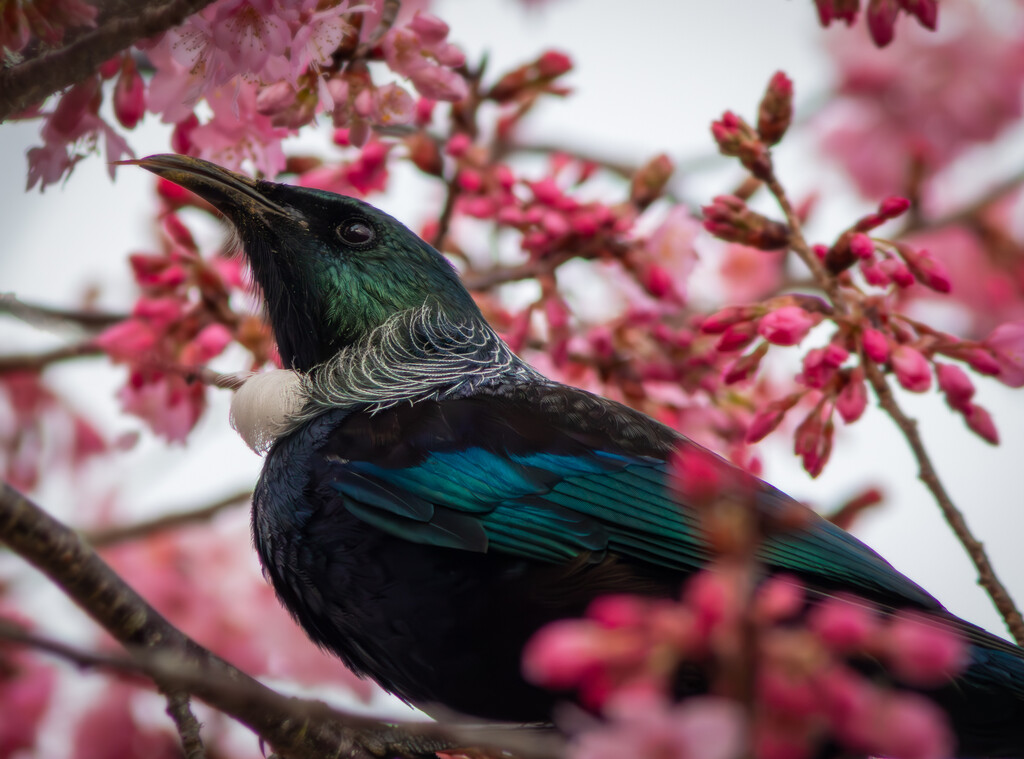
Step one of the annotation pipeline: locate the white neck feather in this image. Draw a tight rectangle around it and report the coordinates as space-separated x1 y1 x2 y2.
230 369 307 453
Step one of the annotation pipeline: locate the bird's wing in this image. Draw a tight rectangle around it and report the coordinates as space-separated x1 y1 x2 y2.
309 386 940 610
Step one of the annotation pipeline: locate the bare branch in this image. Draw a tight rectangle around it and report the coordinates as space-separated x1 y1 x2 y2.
0 342 102 373
0 293 126 332
0 481 563 759
85 489 252 547
0 0 218 121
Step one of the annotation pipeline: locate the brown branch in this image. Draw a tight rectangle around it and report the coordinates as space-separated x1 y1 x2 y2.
760 155 1024 645
0 481 562 759
462 251 577 291
0 0 218 121
0 293 126 331
164 690 207 759
0 342 102 372
84 489 252 548
861 360 1024 644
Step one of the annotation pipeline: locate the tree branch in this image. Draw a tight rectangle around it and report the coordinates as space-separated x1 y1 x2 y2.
0 342 102 373
0 481 562 759
0 0 218 121
0 293 126 332
84 489 252 547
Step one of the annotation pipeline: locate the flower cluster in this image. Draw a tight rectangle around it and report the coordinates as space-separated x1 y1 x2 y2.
524 569 965 759
93 211 265 442
813 0 938 47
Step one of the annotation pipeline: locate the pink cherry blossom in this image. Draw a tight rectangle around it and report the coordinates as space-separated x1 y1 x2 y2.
891 345 932 392
382 12 468 102
986 320 1024 387
757 306 819 346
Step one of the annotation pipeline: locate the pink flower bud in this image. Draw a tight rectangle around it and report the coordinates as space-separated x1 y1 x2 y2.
935 363 975 412
521 620 606 688
964 403 999 445
530 177 562 206
256 81 297 116
867 0 900 46
896 244 952 293
717 322 759 352
811 596 879 651
887 612 966 687
861 328 890 363
892 345 932 392
409 12 450 45
113 57 145 129
986 320 1024 387
746 394 801 443
861 261 890 287
456 168 482 193
757 70 793 146
181 323 233 365
850 233 875 259
642 264 674 299
880 258 915 288
837 367 868 423
701 306 756 334
94 319 157 362
794 404 833 476
537 50 573 78
724 343 768 384
445 133 471 157
757 306 818 346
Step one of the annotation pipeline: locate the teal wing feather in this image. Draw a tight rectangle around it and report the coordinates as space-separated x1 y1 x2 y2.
314 388 940 610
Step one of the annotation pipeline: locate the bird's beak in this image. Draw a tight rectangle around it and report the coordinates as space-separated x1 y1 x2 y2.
130 154 292 221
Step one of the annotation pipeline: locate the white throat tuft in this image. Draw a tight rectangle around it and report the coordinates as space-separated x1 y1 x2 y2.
230 370 306 453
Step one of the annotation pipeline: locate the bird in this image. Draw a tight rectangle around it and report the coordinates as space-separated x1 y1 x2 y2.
136 153 1024 757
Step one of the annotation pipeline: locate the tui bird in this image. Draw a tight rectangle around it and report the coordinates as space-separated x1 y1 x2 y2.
137 154 1024 757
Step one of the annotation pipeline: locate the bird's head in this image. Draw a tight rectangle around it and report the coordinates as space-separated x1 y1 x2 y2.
136 154 482 372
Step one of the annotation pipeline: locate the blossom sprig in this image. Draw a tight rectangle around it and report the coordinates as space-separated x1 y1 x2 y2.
91 211 267 442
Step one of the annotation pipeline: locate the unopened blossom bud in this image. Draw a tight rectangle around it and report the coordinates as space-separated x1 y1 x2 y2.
850 233 875 259
256 81 297 116
717 321 759 352
630 153 674 209
756 71 793 146
902 0 938 29
855 196 911 232
867 0 900 46
113 56 145 129
711 111 771 180
746 393 802 443
861 327 890 363
836 367 868 423
880 258 916 288
702 195 789 250
642 264 675 300
861 261 890 287
724 343 769 385
701 306 757 334
887 612 966 687
794 404 833 476
757 306 819 346
892 345 932 392
812 597 879 651
813 0 860 25
181 323 233 365
537 50 573 78
445 133 471 157
895 244 952 293
964 403 999 445
986 320 1024 387
405 132 443 177
935 362 975 412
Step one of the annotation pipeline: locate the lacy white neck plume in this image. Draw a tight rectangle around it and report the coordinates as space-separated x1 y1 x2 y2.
230 370 306 453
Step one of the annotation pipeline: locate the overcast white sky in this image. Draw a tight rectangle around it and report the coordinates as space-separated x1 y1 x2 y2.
2 0 1023 650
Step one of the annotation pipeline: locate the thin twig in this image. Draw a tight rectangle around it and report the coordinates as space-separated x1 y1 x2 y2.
0 0 217 121
861 360 1024 645
163 690 207 759
84 489 252 548
0 342 101 372
0 293 126 331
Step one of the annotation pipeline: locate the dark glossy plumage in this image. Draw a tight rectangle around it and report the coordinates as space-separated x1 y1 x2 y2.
138 154 1024 757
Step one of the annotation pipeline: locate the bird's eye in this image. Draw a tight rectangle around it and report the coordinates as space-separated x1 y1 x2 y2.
337 219 375 247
